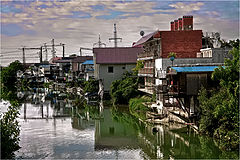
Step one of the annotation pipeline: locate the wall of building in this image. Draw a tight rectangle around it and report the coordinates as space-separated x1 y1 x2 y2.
98 63 136 91
212 48 231 63
155 57 215 85
160 30 202 58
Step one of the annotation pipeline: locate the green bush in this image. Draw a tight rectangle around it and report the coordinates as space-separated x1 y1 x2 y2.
110 72 139 104
198 47 239 150
0 102 21 159
83 79 99 93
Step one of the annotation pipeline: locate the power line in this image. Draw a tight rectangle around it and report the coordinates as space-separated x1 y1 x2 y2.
0 50 20 54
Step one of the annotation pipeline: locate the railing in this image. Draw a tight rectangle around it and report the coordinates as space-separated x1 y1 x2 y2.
138 68 154 74
138 51 156 58
156 70 166 79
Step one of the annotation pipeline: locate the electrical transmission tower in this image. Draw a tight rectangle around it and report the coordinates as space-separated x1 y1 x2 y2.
93 34 106 48
109 23 122 47
45 39 65 58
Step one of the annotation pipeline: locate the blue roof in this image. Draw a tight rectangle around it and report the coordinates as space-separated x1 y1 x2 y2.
171 66 224 72
82 60 93 65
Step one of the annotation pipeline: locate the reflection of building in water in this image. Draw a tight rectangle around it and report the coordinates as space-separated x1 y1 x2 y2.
71 107 95 130
95 109 138 150
19 89 73 119
137 123 203 159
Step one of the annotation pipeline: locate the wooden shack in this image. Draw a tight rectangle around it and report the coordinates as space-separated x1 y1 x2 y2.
162 65 222 117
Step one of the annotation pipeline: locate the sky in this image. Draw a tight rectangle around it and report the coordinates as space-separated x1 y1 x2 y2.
1 0 239 66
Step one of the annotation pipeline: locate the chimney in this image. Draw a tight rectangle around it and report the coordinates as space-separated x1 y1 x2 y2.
183 15 193 30
174 20 178 31
178 18 183 30
170 21 174 31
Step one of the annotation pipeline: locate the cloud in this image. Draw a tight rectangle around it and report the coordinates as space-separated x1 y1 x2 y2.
1 0 239 66
169 2 204 13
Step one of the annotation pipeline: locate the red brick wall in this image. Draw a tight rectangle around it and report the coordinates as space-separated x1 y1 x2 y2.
178 18 183 30
174 20 178 31
183 16 193 30
160 30 202 58
170 22 174 31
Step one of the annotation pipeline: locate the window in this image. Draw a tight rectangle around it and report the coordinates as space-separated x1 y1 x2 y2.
108 66 113 73
122 66 125 69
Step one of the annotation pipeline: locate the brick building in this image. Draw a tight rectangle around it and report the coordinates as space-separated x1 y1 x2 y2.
133 15 202 94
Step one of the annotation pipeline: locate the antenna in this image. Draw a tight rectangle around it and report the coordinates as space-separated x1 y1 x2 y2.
93 34 106 48
109 23 122 47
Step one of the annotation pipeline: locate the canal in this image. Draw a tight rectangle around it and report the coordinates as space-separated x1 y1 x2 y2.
1 89 238 159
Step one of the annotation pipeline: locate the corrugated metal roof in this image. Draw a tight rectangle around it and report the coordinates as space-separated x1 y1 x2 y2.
94 47 143 64
171 66 224 72
82 60 93 65
132 31 158 47
71 56 93 63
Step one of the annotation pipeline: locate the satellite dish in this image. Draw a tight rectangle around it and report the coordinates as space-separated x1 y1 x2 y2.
140 31 144 36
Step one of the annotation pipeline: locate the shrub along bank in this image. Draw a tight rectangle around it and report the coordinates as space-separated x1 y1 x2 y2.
198 47 239 151
110 71 140 104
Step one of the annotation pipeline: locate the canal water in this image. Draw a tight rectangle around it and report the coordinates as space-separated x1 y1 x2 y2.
1 89 238 159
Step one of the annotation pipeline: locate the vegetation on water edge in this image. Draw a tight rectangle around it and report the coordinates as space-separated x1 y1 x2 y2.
0 61 24 158
110 61 144 105
110 71 140 104
198 47 239 151
129 96 151 120
0 102 21 159
83 78 99 93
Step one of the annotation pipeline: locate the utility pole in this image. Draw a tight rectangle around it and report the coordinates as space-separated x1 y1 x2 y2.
93 34 106 48
44 43 48 61
51 39 56 58
40 46 43 63
43 39 64 58
61 43 65 57
22 47 26 64
109 23 122 47
20 47 45 63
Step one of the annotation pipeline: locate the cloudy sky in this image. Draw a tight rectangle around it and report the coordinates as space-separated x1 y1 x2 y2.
1 0 239 66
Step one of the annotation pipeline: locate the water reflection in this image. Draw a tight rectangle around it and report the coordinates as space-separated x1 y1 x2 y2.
4 89 237 159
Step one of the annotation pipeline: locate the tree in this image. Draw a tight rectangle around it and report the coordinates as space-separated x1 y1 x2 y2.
110 71 140 104
1 60 24 90
0 61 23 158
198 47 239 150
0 101 21 159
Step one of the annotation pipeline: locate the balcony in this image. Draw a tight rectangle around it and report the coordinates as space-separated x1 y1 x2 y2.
156 70 166 79
137 50 158 60
138 68 154 77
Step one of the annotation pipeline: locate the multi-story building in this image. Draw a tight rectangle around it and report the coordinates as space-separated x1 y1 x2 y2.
134 15 202 94
134 15 231 118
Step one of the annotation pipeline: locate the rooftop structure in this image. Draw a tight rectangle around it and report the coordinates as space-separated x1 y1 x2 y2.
94 47 142 64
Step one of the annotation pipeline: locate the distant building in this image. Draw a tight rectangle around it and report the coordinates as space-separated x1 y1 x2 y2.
82 60 94 81
93 47 143 91
71 56 93 79
52 56 93 81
